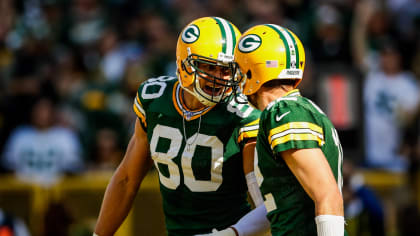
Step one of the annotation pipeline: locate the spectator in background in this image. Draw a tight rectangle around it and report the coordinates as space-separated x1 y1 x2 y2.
0 0 15 90
89 128 123 171
1 96 84 186
139 12 177 77
0 50 44 163
311 3 352 65
0 208 30 236
363 41 420 172
98 27 142 84
343 159 385 236
352 0 420 171
352 0 394 72
243 0 284 28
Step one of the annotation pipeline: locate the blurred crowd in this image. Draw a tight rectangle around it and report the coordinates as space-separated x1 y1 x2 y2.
0 0 419 235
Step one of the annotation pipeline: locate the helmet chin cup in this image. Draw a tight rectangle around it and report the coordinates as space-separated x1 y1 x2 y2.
179 80 217 107
193 75 221 106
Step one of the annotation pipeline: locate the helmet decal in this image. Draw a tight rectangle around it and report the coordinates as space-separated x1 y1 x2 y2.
265 24 300 69
234 24 305 95
238 34 262 53
182 25 200 44
213 17 236 56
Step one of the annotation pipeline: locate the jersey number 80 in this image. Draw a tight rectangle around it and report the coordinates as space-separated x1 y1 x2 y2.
150 125 224 192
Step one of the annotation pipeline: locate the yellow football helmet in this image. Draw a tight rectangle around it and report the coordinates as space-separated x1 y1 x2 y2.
234 24 305 95
176 17 242 106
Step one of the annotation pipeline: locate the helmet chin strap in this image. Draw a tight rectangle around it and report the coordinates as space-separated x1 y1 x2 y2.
193 76 221 106
182 83 215 106
179 72 221 107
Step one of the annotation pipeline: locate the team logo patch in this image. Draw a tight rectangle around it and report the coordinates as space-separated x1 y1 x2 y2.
182 25 200 44
238 34 261 53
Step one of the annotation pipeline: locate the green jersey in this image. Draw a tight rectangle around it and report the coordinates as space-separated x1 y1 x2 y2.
133 76 261 236
255 89 343 236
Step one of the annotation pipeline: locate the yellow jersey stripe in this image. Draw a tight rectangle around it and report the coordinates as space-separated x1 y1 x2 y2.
238 129 259 143
133 103 147 127
270 133 323 149
270 128 324 145
238 120 259 143
136 93 142 107
134 94 146 116
269 122 322 142
245 118 260 126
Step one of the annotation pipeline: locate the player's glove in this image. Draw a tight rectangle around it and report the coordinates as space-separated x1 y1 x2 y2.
195 227 238 236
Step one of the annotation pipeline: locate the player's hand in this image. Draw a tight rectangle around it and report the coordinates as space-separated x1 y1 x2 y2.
195 227 237 236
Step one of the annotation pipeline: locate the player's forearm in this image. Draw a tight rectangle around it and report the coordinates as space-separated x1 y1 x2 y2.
314 189 344 216
94 171 140 236
313 188 345 236
95 124 152 236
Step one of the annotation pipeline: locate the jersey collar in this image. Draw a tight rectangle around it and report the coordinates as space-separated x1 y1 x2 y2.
172 81 215 121
266 89 301 111
284 89 301 97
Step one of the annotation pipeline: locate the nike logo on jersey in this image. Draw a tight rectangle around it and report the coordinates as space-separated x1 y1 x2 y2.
276 111 290 122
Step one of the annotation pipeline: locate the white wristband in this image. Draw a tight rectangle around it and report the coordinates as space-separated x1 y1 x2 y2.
232 204 270 236
245 172 264 207
315 215 344 236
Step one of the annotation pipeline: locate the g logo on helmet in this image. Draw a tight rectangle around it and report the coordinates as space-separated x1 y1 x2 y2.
182 25 200 44
238 34 262 53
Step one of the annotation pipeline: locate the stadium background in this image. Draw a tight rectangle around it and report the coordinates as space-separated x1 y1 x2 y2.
0 0 419 235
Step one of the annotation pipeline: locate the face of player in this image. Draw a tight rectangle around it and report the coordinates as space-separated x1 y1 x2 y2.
195 61 232 97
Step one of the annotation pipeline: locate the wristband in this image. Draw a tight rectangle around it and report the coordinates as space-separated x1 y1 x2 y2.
315 215 344 236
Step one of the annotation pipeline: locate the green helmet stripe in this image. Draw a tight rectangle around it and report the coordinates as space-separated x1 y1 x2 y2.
284 28 300 69
213 17 233 56
265 24 290 68
213 17 227 54
227 22 237 55
266 24 299 69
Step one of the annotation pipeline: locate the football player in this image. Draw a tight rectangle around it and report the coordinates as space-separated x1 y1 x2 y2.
94 17 270 236
234 24 345 236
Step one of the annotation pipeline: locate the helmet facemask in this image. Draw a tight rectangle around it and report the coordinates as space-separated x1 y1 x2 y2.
181 53 241 106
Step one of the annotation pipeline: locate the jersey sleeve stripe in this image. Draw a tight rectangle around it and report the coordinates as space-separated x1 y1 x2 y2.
270 133 323 149
238 123 259 143
270 128 324 144
268 122 324 148
245 118 260 126
133 94 147 127
134 93 146 116
269 122 323 137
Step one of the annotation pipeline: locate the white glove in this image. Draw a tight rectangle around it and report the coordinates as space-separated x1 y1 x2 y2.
195 227 237 236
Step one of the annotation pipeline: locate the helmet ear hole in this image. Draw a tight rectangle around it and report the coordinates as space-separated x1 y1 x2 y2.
246 70 252 79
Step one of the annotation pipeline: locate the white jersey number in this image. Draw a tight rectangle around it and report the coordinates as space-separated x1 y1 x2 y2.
150 125 224 192
141 76 176 99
